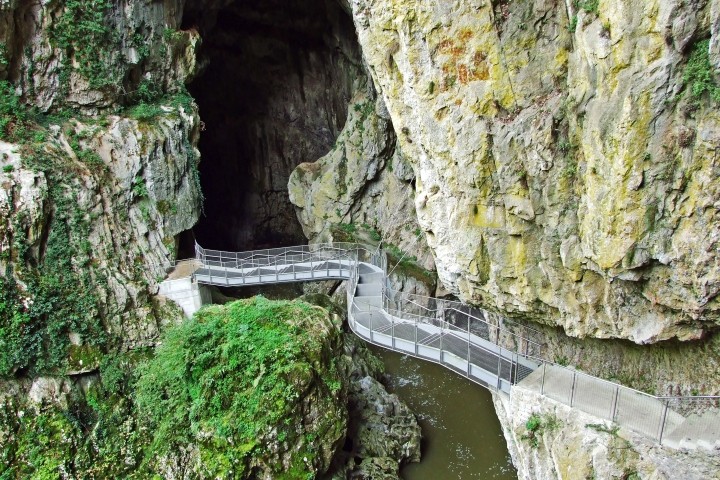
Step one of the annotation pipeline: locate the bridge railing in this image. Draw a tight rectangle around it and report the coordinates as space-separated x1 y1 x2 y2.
195 242 361 270
525 356 720 445
381 289 544 360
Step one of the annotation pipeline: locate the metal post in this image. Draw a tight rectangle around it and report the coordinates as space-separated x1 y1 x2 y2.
439 321 443 363
610 386 620 421
467 316 471 378
570 371 577 407
658 400 670 444
391 314 395 349
414 313 418 355
496 346 503 390
541 362 546 395
370 309 374 342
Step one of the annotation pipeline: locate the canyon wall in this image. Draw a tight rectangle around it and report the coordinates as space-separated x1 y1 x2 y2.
325 0 720 344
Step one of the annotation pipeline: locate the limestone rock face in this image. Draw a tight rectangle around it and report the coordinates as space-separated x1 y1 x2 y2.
346 0 720 343
0 0 205 365
0 106 202 350
494 387 720 480
288 76 435 271
0 0 199 112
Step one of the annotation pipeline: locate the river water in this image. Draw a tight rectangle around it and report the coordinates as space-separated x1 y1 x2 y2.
370 346 518 480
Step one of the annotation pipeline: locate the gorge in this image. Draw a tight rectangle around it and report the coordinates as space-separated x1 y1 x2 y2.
0 0 719 478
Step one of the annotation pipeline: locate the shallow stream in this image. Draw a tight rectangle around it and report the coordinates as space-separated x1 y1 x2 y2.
370 347 518 480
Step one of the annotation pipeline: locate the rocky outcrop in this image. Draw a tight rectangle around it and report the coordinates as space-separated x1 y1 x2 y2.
0 106 201 361
342 0 720 343
331 333 421 479
494 387 720 479
0 0 203 375
0 0 198 112
0 298 421 479
289 74 436 271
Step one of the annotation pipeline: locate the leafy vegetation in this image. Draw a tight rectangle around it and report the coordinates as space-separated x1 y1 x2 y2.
134 297 345 477
0 80 30 141
575 0 599 14
586 423 620 436
0 76 198 373
682 39 720 105
0 177 106 377
50 0 117 91
1 297 348 478
521 413 561 448
0 350 154 478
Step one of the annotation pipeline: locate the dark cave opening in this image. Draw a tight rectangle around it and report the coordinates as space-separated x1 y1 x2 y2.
184 0 362 252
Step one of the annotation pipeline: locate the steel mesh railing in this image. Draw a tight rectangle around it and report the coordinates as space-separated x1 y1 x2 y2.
165 241 720 449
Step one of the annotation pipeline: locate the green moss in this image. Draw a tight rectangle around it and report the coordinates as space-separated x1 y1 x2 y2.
67 344 103 372
682 39 720 105
2 298 347 478
135 297 344 477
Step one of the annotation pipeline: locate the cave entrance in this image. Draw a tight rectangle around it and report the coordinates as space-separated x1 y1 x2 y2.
184 0 361 252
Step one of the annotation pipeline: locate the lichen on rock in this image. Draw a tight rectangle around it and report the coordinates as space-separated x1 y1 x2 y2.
345 0 720 343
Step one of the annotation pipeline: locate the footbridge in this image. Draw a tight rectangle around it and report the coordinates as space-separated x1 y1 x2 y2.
159 242 720 452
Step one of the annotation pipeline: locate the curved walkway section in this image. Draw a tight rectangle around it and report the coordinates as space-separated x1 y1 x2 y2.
159 242 719 451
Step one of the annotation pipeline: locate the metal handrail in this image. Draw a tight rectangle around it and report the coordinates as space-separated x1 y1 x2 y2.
394 289 545 339
161 240 720 449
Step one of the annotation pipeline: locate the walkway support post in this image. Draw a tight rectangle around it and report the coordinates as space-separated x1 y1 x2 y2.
658 400 670 444
467 317 471 378
611 386 620 421
391 313 395 349
497 346 503 391
414 311 418 356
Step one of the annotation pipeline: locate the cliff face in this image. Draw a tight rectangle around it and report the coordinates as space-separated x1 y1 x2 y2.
336 0 720 343
0 0 202 375
493 387 720 480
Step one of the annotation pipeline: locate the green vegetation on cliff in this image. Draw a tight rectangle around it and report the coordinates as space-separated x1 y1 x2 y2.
0 297 347 479
0 76 199 377
682 39 720 105
50 0 115 91
136 297 346 477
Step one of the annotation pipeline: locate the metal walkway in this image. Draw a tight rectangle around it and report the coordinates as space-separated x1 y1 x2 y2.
162 242 719 451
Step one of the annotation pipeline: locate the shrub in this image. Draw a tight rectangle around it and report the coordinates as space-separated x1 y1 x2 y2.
682 39 720 105
0 81 27 141
134 297 343 476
